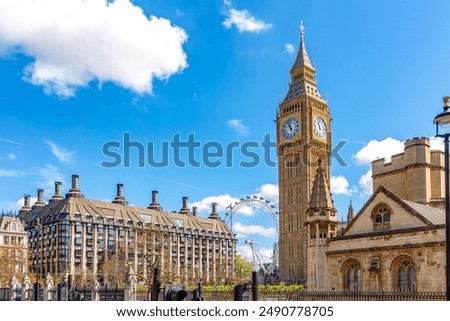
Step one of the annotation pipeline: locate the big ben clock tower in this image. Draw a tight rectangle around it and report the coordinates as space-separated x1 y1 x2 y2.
277 23 332 283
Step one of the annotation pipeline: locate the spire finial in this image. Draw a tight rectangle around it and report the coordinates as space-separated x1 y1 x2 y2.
290 20 314 72
347 198 354 222
443 96 450 111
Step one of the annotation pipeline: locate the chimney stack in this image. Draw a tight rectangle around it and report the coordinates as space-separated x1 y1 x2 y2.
19 194 32 215
152 190 158 204
24 194 31 208
72 175 79 189
38 189 44 202
192 206 198 216
49 182 64 203
112 183 128 205
32 189 46 208
117 183 124 197
179 196 191 215
148 190 161 211
66 174 85 199
208 202 220 220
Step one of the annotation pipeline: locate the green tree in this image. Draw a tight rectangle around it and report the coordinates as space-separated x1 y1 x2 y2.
234 255 254 279
0 245 35 286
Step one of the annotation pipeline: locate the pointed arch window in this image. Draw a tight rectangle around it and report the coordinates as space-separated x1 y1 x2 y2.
343 261 363 291
397 260 416 292
372 204 391 231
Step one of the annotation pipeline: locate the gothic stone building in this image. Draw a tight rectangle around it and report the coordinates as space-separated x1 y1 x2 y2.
324 137 445 292
277 24 445 291
0 215 29 284
18 176 236 285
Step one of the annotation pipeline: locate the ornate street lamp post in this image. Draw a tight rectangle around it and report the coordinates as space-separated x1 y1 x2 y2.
433 96 450 301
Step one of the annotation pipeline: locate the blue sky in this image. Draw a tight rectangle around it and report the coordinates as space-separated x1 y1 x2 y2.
1 0 450 262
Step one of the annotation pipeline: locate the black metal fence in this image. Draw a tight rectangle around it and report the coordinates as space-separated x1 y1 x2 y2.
293 291 446 301
195 289 446 301
67 284 124 301
0 288 10 301
0 285 124 301
0 286 445 301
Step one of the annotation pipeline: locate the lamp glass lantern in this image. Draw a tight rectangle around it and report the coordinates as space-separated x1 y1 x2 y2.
434 96 450 135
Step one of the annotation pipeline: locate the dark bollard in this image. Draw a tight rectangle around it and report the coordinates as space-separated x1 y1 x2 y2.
151 267 161 301
252 271 258 301
34 282 39 301
57 283 61 301
192 288 204 301
233 284 247 301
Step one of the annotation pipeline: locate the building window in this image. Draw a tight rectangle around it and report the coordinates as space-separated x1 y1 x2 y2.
397 260 416 292
372 204 391 231
343 260 363 291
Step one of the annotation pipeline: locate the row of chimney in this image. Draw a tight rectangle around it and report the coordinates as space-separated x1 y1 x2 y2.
19 175 221 219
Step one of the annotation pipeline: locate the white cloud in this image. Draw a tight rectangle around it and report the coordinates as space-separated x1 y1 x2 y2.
222 2 272 33
192 183 279 220
44 140 76 162
331 175 356 196
285 43 295 54
237 245 273 263
256 183 278 204
0 137 25 146
226 119 250 136
0 169 23 177
6 153 16 160
353 137 404 165
233 221 276 238
191 194 253 217
16 197 38 210
0 0 188 97
37 164 66 192
430 136 444 151
359 170 373 196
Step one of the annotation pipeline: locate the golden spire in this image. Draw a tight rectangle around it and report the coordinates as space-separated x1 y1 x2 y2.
281 21 324 104
292 21 314 71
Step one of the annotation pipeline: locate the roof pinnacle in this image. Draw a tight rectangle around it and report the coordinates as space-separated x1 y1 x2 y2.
347 198 355 222
308 159 334 210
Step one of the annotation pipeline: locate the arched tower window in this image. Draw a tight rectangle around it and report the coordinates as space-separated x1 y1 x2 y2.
372 204 391 231
342 260 363 291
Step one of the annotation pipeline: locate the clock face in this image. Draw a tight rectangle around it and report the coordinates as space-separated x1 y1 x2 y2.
313 116 327 138
282 117 299 139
